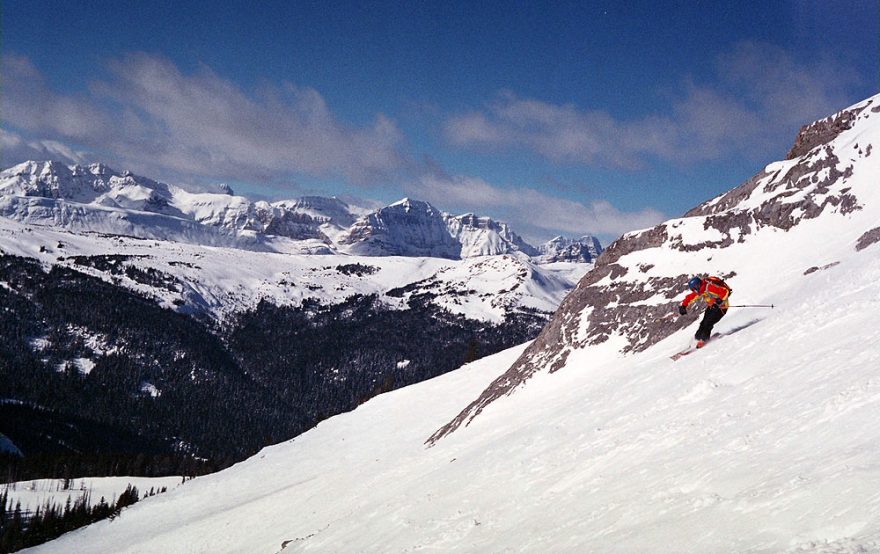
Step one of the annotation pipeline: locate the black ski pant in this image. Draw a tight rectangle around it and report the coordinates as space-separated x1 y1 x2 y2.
695 304 726 341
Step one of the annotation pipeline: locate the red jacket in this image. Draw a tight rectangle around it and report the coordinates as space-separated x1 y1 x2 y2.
682 277 731 310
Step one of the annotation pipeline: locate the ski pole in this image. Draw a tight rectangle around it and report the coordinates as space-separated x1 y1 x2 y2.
729 304 774 308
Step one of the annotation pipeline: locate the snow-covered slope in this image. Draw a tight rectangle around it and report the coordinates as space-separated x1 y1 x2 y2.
31 246 880 553
32 95 880 553
0 217 583 323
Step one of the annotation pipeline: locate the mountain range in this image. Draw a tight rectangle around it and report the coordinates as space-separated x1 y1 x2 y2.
0 161 601 263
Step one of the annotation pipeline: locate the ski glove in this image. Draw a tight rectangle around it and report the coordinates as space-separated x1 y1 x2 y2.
678 305 687 315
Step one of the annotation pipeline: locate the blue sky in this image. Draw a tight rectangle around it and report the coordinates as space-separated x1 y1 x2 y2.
2 0 877 244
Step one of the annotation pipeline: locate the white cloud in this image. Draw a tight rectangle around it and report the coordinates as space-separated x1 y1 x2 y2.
0 129 90 167
444 41 864 168
408 173 664 240
1 53 406 183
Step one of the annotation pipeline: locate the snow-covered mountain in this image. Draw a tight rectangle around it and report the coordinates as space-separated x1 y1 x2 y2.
35 94 880 553
338 198 540 259
536 234 602 263
0 161 363 251
431 93 880 442
0 163 595 262
446 212 540 258
340 198 463 258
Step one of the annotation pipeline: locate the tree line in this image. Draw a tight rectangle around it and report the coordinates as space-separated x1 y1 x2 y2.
0 483 166 553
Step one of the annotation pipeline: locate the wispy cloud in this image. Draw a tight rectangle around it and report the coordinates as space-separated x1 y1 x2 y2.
2 55 116 142
0 128 90 166
444 41 863 168
408 173 664 239
1 53 406 183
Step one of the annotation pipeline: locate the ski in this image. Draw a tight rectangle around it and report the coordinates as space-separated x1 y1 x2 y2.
670 347 696 361
670 333 722 361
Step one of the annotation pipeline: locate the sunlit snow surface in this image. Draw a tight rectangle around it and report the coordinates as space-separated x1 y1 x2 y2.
0 219 585 324
4 477 182 516
30 244 880 553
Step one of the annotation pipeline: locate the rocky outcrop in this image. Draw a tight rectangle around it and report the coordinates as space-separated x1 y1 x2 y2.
786 99 871 159
856 227 880 252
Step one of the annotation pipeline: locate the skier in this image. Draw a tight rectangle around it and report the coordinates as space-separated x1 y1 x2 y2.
678 276 731 348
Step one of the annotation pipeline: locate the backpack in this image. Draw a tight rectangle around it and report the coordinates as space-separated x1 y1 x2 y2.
706 276 731 293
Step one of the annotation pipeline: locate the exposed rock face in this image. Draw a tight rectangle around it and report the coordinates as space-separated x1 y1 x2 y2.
427 95 878 445
249 204 328 241
786 103 867 160
856 227 880 252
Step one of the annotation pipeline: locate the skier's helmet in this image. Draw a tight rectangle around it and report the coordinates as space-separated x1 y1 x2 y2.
688 276 702 291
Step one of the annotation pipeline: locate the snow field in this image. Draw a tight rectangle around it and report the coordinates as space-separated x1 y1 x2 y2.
4 476 183 516
0 218 585 324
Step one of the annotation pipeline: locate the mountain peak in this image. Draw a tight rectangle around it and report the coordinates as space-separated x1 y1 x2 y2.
388 197 438 213
537 234 602 263
88 162 115 176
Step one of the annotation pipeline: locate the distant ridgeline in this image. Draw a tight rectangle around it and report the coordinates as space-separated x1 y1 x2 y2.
0 255 546 480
